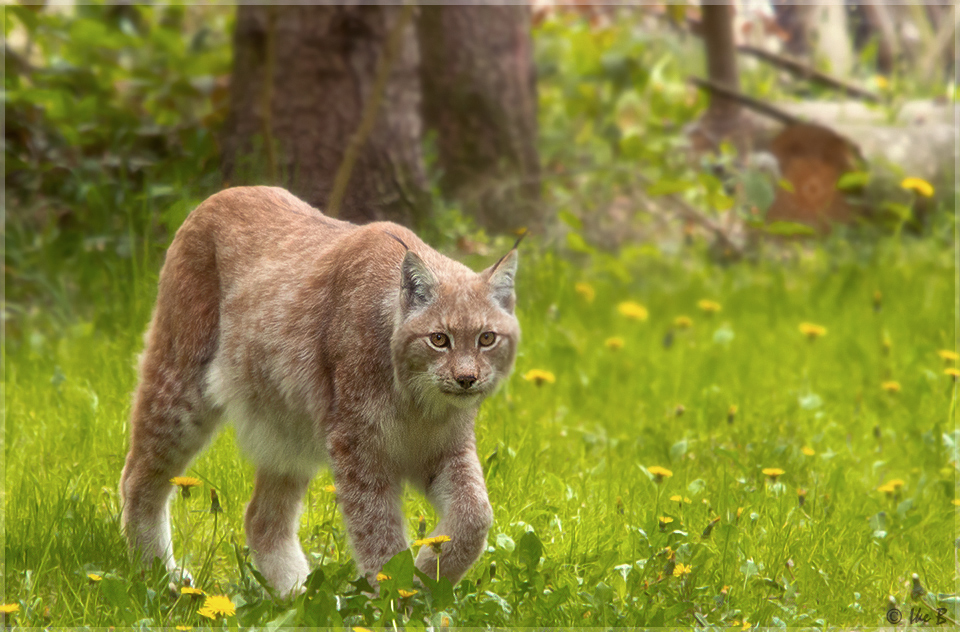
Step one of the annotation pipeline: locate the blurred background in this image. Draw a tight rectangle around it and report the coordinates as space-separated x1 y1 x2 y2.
5 2 956 324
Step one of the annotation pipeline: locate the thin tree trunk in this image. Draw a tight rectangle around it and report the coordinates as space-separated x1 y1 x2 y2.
417 5 541 234
861 1 898 74
222 5 425 225
695 0 748 148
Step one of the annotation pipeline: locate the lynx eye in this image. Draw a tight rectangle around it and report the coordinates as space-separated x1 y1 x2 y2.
429 332 450 348
478 332 497 347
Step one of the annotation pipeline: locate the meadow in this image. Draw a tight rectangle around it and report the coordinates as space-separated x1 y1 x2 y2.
6 222 957 628
4 5 957 629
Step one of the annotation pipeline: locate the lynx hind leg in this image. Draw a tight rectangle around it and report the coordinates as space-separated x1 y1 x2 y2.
120 233 222 583
244 469 312 597
119 364 222 583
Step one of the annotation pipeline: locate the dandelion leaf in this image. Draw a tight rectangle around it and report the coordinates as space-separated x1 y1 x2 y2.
517 531 543 572
381 548 415 590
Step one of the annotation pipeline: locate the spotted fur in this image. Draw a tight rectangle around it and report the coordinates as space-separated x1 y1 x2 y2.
119 186 519 597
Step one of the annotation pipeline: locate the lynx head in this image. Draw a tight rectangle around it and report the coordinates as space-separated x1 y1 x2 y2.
390 242 520 411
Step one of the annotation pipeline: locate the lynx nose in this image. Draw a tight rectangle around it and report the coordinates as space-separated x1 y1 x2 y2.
456 375 477 389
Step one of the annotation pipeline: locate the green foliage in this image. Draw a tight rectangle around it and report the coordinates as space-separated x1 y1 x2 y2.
5 4 232 331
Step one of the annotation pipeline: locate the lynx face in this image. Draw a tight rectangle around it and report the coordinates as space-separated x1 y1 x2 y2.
392 249 520 411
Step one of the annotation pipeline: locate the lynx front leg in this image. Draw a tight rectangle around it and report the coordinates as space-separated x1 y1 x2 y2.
245 469 312 597
328 432 407 581
415 443 493 584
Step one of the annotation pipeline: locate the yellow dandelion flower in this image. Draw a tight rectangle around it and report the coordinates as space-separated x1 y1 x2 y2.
698 300 722 314
180 586 204 596
674 315 693 329
176 627 193 631
937 350 959 362
874 75 889 90
801 446 816 456
762 468 785 480
523 369 556 386
799 322 827 339
658 516 674 531
323 484 336 493
197 595 235 619
669 494 684 502
441 616 451 627
376 572 391 582
353 628 373 632
742 619 751 631
398 589 419 598
901 177 934 198
952 499 960 506
880 479 904 491
575 282 596 303
647 465 673 482
415 534 452 556
736 507 744 520
673 563 692 577
87 573 102 582
881 381 901 393
170 476 202 498
618 301 649 321
605 337 625 351
945 368 960 380
0 604 19 614
414 534 451 547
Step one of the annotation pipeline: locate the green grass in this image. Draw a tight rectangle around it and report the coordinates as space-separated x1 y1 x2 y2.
4 222 956 628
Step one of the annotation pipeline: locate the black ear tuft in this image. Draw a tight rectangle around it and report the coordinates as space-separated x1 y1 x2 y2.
384 231 410 251
401 250 436 312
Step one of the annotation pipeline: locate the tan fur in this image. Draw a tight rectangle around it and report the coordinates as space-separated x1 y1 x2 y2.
119 186 519 597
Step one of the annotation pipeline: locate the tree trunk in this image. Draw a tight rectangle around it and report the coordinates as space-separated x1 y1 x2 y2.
417 5 541 234
861 1 898 74
221 4 425 225
688 0 754 153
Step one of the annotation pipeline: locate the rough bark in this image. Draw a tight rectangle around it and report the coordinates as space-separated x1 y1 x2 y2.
222 4 425 225
417 5 541 234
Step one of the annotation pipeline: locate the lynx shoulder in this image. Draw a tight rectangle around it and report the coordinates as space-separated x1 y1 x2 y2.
119 186 520 596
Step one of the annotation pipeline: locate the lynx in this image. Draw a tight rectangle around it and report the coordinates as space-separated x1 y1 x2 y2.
119 186 520 597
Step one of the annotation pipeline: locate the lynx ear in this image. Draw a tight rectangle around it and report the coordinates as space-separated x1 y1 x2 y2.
483 249 518 313
401 250 436 312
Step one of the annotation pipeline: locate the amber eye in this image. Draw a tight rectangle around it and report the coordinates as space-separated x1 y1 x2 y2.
429 332 450 348
478 332 497 347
